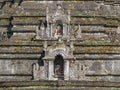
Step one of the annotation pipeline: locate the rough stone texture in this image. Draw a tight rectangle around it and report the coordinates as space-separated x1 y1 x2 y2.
114 61 120 74
0 81 120 90
0 0 119 89
31 59 120 81
69 61 79 80
1 1 119 17
0 60 36 75
33 61 48 80
0 87 120 90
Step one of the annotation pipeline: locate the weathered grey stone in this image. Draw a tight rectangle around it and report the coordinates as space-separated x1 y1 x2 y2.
0 1 120 89
105 61 113 73
69 61 78 80
0 60 37 75
89 62 102 73
0 87 119 90
114 61 120 74
0 76 32 81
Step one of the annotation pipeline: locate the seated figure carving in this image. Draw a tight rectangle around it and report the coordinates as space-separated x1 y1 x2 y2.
54 64 63 77
54 25 63 38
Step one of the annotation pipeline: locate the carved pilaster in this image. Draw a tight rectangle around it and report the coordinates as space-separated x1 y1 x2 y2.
33 63 40 80
41 23 45 38
117 27 120 34
43 40 47 51
48 61 54 80
35 26 40 39
50 23 53 38
77 24 82 39
63 23 66 38
64 60 69 80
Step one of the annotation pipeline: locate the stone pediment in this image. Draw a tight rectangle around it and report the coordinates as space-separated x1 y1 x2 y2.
43 40 74 60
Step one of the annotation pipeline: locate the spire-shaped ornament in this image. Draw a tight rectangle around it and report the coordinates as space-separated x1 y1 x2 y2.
46 4 51 38
77 24 82 39
117 26 120 34
68 9 71 22
35 26 40 39
40 22 45 38
46 5 49 22
55 2 64 16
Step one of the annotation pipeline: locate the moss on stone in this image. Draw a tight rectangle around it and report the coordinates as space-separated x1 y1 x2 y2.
75 46 118 53
0 19 9 25
83 39 110 45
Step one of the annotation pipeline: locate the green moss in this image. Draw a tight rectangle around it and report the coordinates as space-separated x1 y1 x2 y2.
111 88 119 90
0 86 50 89
15 47 42 52
75 46 118 53
83 39 110 45
0 19 9 25
13 17 45 23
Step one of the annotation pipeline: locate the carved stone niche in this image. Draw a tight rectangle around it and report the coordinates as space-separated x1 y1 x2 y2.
52 16 68 39
35 2 82 40
47 3 70 39
35 2 71 40
33 39 75 81
43 40 74 80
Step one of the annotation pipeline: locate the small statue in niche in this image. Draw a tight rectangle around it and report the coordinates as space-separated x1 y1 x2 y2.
54 25 63 38
54 64 63 76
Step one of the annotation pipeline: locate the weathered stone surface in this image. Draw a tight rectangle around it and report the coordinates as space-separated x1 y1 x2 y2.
89 61 102 73
0 60 36 74
114 61 120 74
0 87 119 90
0 1 119 89
0 76 32 81
69 61 78 80
0 81 120 89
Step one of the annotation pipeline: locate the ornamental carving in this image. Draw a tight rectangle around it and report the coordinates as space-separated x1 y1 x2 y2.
35 2 81 40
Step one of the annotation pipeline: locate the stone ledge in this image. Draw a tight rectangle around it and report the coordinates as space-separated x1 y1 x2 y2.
0 74 32 76
0 81 120 87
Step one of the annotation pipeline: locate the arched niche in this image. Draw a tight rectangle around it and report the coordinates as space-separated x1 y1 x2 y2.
54 54 64 80
49 48 68 59
54 20 63 38
52 16 68 38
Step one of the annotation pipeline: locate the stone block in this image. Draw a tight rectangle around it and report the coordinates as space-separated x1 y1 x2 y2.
69 61 78 80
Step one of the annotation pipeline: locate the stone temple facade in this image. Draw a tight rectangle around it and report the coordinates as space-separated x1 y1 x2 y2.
33 3 82 81
0 0 120 89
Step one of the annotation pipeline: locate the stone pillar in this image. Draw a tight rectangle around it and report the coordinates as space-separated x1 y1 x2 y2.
40 23 45 38
77 24 81 39
48 24 51 38
51 24 53 38
63 23 66 38
112 61 115 74
67 24 70 38
117 27 120 34
35 26 40 39
46 27 50 38
48 61 54 80
64 60 69 80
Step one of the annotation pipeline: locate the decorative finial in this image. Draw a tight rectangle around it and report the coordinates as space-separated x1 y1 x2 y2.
117 26 120 34
57 3 62 9
40 22 45 30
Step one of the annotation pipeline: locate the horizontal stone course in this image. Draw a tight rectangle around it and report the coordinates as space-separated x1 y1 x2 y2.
0 80 120 87
0 1 119 89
